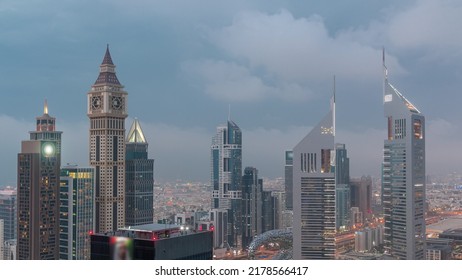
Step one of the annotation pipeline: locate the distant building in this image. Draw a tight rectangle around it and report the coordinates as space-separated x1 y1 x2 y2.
241 167 263 249
125 119 155 226
355 226 384 252
262 190 275 233
439 228 462 245
350 207 363 227
272 191 286 230
3 239 16 260
281 210 293 229
0 219 3 260
209 209 227 248
90 224 213 260
174 212 195 226
382 51 426 260
335 143 350 230
59 166 95 260
284 151 293 210
210 120 242 248
17 102 62 260
293 96 335 259
0 190 16 241
338 252 389 260
350 176 372 222
426 238 453 260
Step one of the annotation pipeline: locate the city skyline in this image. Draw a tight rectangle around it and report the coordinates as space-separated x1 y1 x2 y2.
1 1 462 184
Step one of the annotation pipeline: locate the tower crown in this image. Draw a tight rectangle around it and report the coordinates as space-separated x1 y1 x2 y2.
36 99 55 132
94 45 121 86
127 118 147 143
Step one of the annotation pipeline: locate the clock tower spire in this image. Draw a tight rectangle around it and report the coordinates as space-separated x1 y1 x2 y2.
87 46 128 233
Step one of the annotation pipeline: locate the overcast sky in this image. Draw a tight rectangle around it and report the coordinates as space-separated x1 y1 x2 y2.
1 0 462 185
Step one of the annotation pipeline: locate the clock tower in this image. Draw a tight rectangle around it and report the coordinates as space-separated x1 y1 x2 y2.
87 46 128 233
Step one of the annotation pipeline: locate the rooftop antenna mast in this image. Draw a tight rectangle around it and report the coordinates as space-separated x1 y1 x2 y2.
228 104 231 121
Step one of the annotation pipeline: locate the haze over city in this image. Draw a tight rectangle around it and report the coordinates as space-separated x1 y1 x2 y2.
1 0 462 184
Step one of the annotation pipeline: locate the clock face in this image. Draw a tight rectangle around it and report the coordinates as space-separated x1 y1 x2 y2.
111 96 124 110
91 96 102 110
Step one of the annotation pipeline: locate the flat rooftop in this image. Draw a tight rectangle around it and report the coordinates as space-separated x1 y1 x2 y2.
120 223 180 232
427 216 462 233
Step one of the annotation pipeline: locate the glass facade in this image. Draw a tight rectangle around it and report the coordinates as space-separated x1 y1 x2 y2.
382 73 426 260
241 167 263 248
59 167 95 260
284 150 293 210
125 119 154 227
0 192 16 241
210 120 242 248
335 144 350 230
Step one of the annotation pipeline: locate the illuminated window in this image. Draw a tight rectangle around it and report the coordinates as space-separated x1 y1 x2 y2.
388 117 393 140
413 119 423 139
321 149 331 173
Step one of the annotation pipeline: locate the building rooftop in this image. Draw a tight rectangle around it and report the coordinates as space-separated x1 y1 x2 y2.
427 217 462 233
127 118 147 143
120 223 180 232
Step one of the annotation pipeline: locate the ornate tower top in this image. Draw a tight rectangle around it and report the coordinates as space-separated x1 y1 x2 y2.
127 118 147 143
36 99 55 132
94 45 121 86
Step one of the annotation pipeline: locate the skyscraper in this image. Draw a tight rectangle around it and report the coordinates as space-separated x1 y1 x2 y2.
261 190 275 233
0 188 16 241
382 51 426 259
272 191 286 229
293 96 335 260
335 143 350 230
0 219 3 260
350 176 372 222
87 46 128 233
17 102 62 259
59 166 95 260
210 120 242 248
125 119 154 226
284 150 293 210
241 167 263 248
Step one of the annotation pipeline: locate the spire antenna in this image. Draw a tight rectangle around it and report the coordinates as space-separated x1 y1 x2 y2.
228 104 231 121
383 47 388 79
44 99 48 115
332 75 336 137
333 75 336 103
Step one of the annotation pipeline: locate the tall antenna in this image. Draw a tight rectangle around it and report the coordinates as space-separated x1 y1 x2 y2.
333 75 336 103
382 47 388 79
228 104 231 121
332 75 336 137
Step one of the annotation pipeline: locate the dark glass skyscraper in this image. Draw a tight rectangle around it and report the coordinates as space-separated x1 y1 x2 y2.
125 119 154 226
284 150 293 210
241 167 263 248
17 102 62 260
210 120 242 248
261 190 275 233
59 166 95 260
335 143 350 230
0 189 16 241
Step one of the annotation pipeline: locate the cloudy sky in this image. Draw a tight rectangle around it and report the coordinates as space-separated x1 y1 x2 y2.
1 0 461 185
